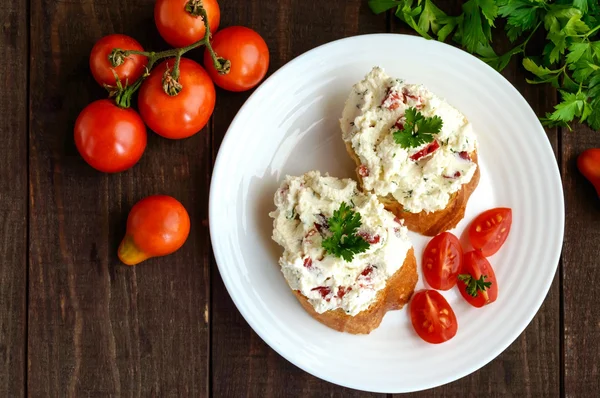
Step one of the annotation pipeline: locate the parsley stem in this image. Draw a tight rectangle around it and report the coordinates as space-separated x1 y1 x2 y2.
521 21 542 57
583 24 600 39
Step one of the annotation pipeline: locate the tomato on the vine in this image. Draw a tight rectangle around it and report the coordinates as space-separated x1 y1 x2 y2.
410 290 458 344
155 0 221 47
468 207 512 256
138 58 216 139
457 251 498 308
118 195 191 265
423 232 463 290
74 99 147 173
204 26 269 92
89 34 147 87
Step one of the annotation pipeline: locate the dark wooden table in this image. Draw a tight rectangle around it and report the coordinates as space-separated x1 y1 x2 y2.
1 0 599 396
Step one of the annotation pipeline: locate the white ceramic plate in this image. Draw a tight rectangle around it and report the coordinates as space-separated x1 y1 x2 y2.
209 34 564 393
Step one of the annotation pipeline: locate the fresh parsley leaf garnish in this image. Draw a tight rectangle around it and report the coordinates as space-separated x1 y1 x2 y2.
321 202 370 262
369 0 600 131
458 274 492 297
393 107 443 149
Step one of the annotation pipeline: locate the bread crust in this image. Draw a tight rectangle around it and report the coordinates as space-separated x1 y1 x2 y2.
292 248 417 334
345 142 480 236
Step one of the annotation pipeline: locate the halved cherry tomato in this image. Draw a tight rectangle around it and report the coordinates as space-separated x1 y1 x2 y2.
468 208 512 256
203 26 269 92
74 99 147 173
89 34 147 87
410 290 458 344
155 0 221 47
577 148 600 197
457 251 498 308
423 232 463 290
118 195 191 265
138 58 216 139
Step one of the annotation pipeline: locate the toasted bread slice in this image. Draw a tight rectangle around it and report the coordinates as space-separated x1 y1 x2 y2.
345 141 480 236
292 248 417 334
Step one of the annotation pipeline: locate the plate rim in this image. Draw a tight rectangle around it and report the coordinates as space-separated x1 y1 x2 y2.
209 33 565 393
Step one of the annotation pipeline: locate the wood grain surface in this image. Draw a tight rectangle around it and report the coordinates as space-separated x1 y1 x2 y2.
28 0 210 396
0 0 597 396
0 0 27 396
562 123 600 397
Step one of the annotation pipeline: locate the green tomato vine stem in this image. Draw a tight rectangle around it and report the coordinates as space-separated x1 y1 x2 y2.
109 1 230 107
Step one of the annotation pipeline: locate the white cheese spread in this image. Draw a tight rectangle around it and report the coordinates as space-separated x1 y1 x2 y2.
340 67 478 213
269 171 412 316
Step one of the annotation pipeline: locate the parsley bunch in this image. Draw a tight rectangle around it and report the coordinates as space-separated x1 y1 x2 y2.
393 107 443 148
321 202 370 262
369 0 600 130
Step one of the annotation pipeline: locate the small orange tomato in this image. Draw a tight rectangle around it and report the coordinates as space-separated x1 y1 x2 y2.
118 195 191 265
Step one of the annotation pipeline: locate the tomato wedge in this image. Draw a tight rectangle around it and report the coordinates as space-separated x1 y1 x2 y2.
457 251 498 308
468 207 512 256
410 290 458 344
422 232 463 290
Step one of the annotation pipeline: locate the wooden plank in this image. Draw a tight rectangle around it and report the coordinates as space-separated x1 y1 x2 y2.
0 0 27 396
388 5 561 397
210 0 387 396
562 122 600 397
28 0 210 395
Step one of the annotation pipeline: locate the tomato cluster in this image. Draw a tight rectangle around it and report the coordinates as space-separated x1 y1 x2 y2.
410 207 512 344
75 0 269 173
74 1 270 265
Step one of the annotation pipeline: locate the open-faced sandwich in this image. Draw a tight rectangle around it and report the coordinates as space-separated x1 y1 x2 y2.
341 67 480 236
269 171 417 334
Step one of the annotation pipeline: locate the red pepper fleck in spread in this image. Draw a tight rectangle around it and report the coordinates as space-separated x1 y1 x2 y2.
337 286 351 299
358 231 380 244
358 165 370 177
394 118 405 130
410 140 440 161
360 265 374 277
303 257 313 269
444 171 462 179
382 88 403 110
311 286 331 300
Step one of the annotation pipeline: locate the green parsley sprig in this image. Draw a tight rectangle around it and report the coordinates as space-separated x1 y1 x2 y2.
321 202 370 262
457 273 492 297
369 0 600 130
393 107 443 148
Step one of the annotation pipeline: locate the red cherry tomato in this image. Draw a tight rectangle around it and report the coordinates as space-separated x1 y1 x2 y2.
423 232 463 290
203 26 269 92
410 290 458 344
457 251 498 308
74 99 147 173
577 148 600 197
468 208 512 256
89 34 147 87
138 58 216 139
154 0 220 47
118 195 191 265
